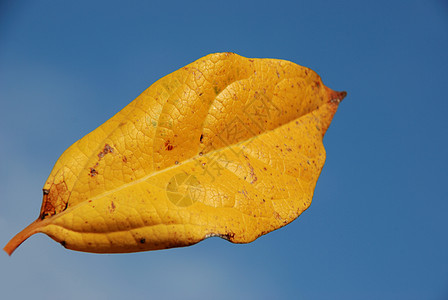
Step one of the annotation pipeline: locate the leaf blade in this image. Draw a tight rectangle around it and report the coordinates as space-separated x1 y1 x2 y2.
5 52 346 254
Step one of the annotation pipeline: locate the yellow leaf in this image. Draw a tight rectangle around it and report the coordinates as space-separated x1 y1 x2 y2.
4 52 346 255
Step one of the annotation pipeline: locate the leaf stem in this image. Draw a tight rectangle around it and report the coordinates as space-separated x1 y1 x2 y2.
3 219 44 256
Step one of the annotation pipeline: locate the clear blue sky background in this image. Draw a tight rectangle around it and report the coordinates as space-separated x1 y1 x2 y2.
1 1 447 299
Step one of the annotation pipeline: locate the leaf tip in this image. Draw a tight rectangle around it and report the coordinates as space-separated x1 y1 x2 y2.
338 90 347 101
328 89 347 105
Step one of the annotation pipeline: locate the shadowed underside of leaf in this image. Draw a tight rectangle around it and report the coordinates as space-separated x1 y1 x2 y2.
4 52 346 255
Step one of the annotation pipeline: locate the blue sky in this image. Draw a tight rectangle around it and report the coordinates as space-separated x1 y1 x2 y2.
1 1 447 299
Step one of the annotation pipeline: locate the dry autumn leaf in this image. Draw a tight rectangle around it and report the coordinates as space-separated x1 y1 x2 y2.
4 52 346 255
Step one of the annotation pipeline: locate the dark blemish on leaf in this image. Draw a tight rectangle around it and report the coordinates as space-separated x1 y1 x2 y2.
239 188 248 197
105 144 114 152
89 168 98 177
245 161 257 184
223 232 235 241
213 86 220 95
108 201 116 213
165 140 174 151
63 202 68 211
199 92 203 96
274 211 282 221
40 212 49 220
60 241 67 248
42 189 50 195
140 238 146 244
122 156 128 163
40 181 69 219
98 144 114 159
200 134 204 143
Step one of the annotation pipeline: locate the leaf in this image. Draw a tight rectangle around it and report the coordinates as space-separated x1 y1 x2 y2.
4 52 346 255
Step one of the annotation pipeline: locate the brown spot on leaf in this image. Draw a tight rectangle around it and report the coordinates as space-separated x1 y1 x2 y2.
40 181 69 219
122 156 128 163
274 211 282 221
165 140 174 151
223 232 235 241
244 158 257 184
98 144 114 159
89 168 98 177
108 201 116 213
140 238 146 244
